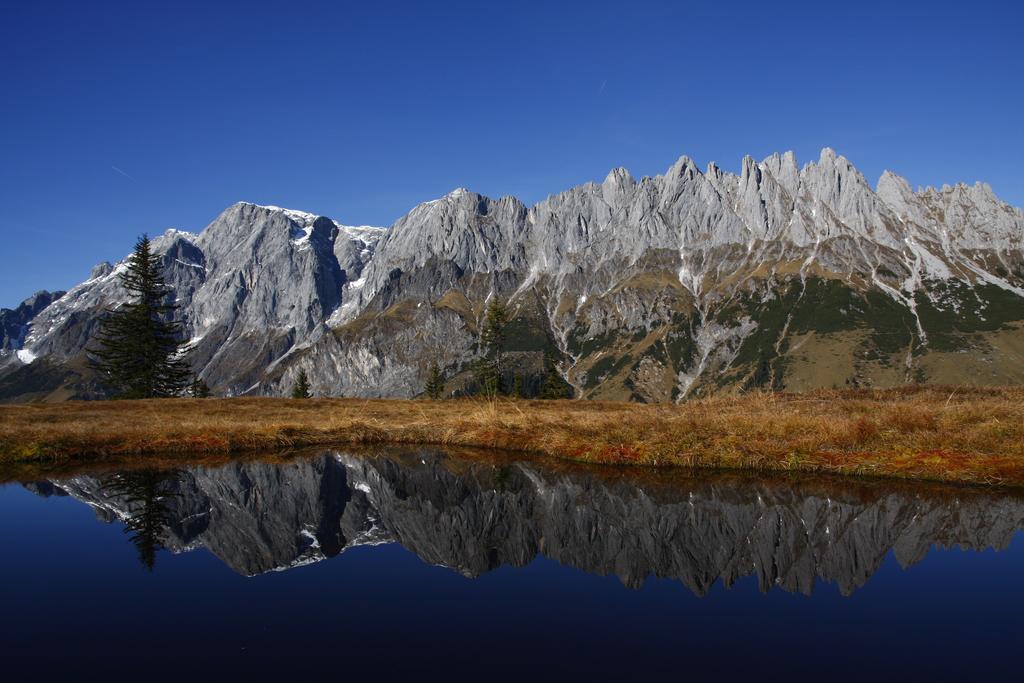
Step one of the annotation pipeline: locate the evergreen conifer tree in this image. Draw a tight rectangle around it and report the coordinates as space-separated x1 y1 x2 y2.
476 299 509 396
539 354 568 399
424 361 446 399
472 357 500 397
291 369 311 399
189 376 211 398
89 235 189 398
480 299 509 359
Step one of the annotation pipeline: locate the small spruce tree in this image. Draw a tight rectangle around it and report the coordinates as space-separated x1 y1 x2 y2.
512 374 524 399
480 299 509 358
89 235 189 399
291 369 311 399
424 361 446 399
539 354 568 400
188 377 211 398
472 357 500 397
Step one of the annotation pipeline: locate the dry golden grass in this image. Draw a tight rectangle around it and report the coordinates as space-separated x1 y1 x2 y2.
2 385 1023 487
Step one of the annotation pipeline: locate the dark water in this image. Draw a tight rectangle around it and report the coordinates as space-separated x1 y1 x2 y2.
1 448 1022 679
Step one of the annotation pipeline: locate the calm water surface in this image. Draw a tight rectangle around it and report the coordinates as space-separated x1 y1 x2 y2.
1 447 1022 679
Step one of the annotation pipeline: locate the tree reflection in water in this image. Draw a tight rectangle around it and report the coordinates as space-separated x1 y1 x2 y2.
102 469 180 570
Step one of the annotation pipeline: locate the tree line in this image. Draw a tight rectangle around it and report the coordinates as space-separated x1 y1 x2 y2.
424 299 570 400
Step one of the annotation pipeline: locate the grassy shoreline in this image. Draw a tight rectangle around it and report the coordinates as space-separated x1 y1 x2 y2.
2 386 1023 487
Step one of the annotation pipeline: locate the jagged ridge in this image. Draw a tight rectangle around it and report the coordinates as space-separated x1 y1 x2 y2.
2 149 1023 401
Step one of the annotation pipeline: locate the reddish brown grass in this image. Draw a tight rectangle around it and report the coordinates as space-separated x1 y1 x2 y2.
1 385 1023 487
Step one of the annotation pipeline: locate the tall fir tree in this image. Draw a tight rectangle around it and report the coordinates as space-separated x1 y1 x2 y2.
424 361 446 399
476 298 509 396
89 235 190 399
291 369 312 399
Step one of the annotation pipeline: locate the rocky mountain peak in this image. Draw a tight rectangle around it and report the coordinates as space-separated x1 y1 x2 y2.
666 154 701 182
0 289 65 354
876 170 915 215
759 151 800 196
89 262 113 280
603 167 634 186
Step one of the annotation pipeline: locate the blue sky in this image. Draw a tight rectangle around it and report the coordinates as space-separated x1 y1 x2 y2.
1 0 1021 307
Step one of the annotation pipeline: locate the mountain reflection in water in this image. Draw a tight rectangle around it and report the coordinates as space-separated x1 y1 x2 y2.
27 448 1024 595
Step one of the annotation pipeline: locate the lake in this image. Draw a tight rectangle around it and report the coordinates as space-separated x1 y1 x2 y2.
1 447 1022 678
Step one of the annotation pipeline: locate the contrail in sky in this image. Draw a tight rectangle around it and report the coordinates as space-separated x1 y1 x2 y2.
111 165 136 181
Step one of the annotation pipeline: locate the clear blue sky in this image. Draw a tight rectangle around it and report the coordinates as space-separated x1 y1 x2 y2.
1 0 1021 308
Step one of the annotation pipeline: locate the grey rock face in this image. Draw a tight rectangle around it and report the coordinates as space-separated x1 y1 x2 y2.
3 148 1023 400
3 204 385 396
37 448 1024 594
0 290 64 357
277 148 1024 398
348 148 1023 315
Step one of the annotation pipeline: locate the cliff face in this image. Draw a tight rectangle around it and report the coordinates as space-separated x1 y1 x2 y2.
37 449 1024 594
0 205 385 399
3 149 1023 401
0 290 65 354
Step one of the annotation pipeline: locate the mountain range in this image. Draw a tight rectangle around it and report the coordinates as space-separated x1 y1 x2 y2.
2 148 1023 402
